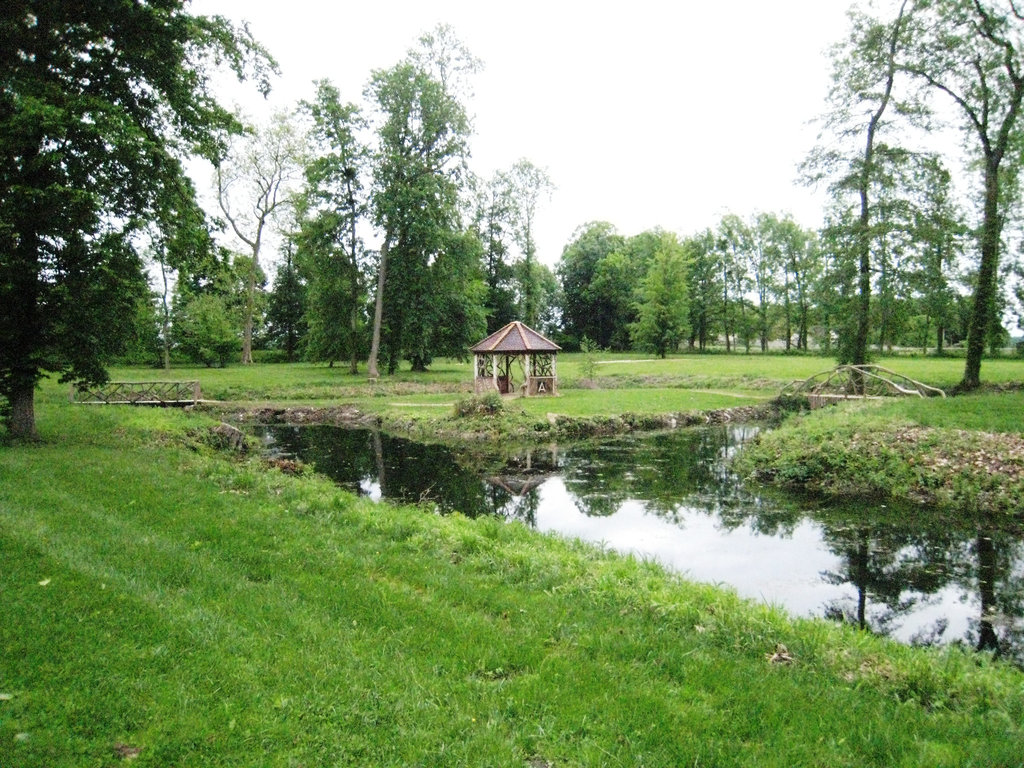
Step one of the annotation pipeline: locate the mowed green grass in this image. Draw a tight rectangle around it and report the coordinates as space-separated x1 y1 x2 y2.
354 388 767 425
882 389 1024 434
106 352 1024 408
2 386 1024 766
584 352 1024 389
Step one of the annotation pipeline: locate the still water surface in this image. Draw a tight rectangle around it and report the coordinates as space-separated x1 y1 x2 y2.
259 424 1024 663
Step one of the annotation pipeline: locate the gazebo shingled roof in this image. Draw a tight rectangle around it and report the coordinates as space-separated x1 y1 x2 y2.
470 321 561 354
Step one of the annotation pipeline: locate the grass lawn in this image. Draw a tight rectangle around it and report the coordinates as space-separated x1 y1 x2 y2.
1 378 1023 766
881 389 1024 434
355 388 768 425
105 352 1024 412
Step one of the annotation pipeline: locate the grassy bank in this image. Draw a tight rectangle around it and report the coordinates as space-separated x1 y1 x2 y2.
103 353 1024 445
735 392 1024 514
106 353 1024 404
2 386 1024 766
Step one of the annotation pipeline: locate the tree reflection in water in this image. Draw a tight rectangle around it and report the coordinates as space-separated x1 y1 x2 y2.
257 424 1024 664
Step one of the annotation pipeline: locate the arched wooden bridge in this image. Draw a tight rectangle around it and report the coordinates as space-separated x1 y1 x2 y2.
781 364 945 408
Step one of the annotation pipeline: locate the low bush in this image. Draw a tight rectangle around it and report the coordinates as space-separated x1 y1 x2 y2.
453 392 503 417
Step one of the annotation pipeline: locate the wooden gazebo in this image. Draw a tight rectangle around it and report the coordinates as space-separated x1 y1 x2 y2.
470 321 560 396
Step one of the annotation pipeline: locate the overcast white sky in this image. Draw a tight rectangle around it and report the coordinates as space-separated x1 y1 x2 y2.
191 0 852 265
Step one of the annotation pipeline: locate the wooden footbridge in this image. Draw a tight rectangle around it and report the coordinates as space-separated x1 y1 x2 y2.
70 380 203 407
781 365 945 408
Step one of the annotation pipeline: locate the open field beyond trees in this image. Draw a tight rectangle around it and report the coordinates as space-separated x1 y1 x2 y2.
3 354 1024 766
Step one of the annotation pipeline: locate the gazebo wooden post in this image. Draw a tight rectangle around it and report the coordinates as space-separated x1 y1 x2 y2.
524 353 532 396
492 353 498 392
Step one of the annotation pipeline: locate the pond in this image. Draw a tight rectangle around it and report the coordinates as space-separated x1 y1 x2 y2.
257 424 1024 664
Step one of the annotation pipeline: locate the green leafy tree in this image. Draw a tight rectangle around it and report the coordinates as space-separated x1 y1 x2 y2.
366 25 478 375
470 171 518 332
805 0 914 368
470 160 554 332
867 149 928 353
173 293 239 368
763 214 816 351
430 230 488 360
265 242 307 363
532 262 564 339
170 247 248 366
816 206 862 358
901 0 1024 388
506 159 555 327
908 156 964 354
297 80 368 372
589 251 639 351
118 292 164 367
685 229 721 351
0 2 272 438
147 181 217 370
556 221 626 349
630 232 690 357
749 214 785 352
716 214 756 353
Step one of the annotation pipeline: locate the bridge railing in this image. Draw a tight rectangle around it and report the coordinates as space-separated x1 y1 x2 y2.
70 380 201 406
782 365 945 401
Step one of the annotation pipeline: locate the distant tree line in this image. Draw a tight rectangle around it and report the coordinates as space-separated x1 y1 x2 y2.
132 8 1024 378
5 3 1024 439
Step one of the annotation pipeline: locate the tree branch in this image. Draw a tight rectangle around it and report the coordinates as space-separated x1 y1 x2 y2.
216 164 257 251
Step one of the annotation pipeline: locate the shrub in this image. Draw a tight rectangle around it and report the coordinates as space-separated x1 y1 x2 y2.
454 392 503 417
579 337 601 381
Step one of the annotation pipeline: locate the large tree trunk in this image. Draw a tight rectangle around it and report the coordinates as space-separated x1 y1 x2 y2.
368 236 390 379
5 194 42 440
159 257 172 371
348 182 361 376
242 259 256 365
7 377 38 441
851 1 905 378
961 162 1002 390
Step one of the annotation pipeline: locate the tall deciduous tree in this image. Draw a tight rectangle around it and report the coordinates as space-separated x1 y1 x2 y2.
366 26 477 376
556 222 626 349
470 171 518 332
760 214 816 351
298 80 368 373
716 214 755 353
470 159 554 332
901 0 1024 388
0 1 272 438
216 110 303 365
685 229 721 351
811 0 913 367
749 214 783 353
146 178 216 371
908 156 964 354
630 232 690 357
506 159 554 327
